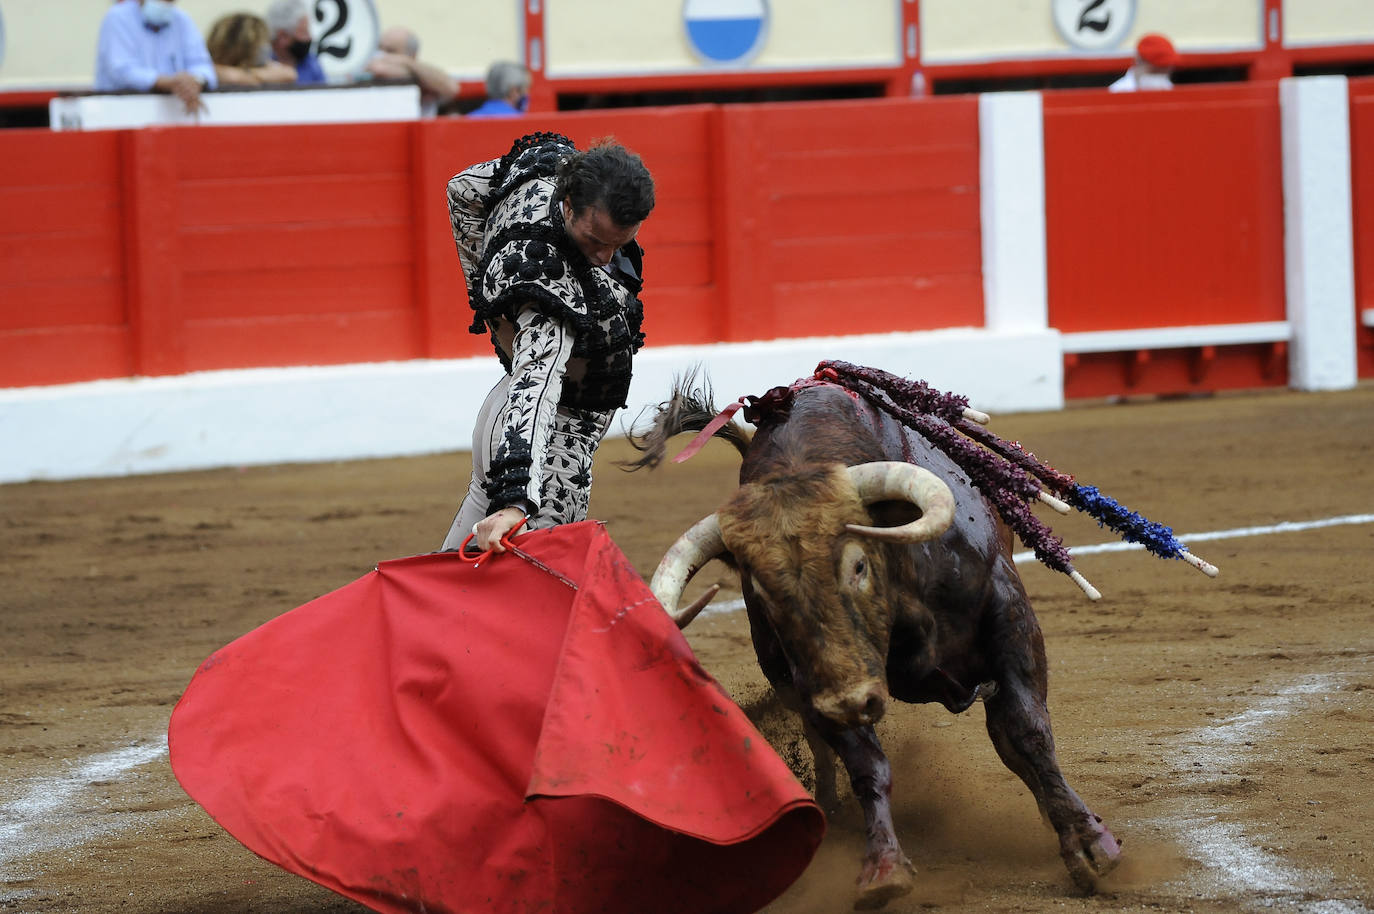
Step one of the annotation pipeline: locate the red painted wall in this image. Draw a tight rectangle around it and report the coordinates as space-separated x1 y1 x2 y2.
1042 84 1289 397
1349 77 1374 380
0 98 983 389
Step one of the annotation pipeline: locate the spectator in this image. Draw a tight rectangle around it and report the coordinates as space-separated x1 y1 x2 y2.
206 13 297 87
1110 33 1178 92
466 61 530 118
365 25 458 117
265 0 325 85
94 0 217 114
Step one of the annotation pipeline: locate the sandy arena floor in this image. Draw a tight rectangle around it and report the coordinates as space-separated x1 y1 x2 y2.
2 384 1372 913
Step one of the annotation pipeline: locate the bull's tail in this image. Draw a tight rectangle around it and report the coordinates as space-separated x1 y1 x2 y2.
619 367 752 471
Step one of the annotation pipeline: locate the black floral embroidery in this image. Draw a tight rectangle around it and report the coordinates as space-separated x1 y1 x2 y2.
464 134 645 412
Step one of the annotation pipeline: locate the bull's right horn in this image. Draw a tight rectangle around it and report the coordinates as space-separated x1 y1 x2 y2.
649 513 726 628
845 461 956 543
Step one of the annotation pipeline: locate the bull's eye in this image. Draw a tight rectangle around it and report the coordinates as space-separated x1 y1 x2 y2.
840 542 872 594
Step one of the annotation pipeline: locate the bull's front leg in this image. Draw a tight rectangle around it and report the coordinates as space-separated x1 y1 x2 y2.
803 711 914 910
801 719 841 815
983 677 1122 891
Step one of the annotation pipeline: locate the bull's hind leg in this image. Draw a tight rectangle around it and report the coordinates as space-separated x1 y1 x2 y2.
982 664 1121 891
805 712 914 910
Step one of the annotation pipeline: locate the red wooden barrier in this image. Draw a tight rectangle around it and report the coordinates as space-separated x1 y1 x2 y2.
0 98 986 390
0 131 131 386
1349 77 1374 381
1042 84 1288 398
717 96 982 341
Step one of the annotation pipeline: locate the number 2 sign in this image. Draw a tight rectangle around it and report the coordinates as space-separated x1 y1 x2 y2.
1051 0 1136 52
310 0 381 80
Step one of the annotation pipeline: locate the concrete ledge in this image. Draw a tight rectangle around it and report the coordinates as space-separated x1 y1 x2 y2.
0 329 1062 484
1061 322 1291 354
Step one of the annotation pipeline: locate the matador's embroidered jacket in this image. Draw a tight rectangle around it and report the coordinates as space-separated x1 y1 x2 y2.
446 132 647 521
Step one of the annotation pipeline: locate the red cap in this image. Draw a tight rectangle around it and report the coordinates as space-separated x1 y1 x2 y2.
1136 33 1178 68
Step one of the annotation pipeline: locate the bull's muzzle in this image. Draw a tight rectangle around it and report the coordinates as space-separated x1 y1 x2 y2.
811 679 890 728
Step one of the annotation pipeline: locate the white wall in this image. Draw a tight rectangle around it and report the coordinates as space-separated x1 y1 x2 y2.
0 329 1063 484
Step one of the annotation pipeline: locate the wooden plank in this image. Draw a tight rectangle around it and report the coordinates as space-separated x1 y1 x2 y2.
181 310 421 370
0 232 122 284
122 129 185 376
766 189 981 240
1044 89 1285 333
0 132 121 187
1350 89 1374 315
0 185 121 235
714 106 770 342
642 240 712 287
0 326 132 388
745 96 979 154
177 175 411 229
770 273 985 337
637 200 711 245
181 264 415 321
762 145 978 197
179 222 413 272
0 279 125 331
173 122 412 181
639 285 718 346
769 231 981 283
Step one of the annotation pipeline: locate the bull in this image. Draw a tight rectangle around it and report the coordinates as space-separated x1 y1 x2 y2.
628 365 1132 909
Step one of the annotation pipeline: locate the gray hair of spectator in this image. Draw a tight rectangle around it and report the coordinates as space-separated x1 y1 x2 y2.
265 0 311 35
486 61 530 100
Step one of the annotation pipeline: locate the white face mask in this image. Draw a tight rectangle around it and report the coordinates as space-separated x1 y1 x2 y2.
141 0 175 28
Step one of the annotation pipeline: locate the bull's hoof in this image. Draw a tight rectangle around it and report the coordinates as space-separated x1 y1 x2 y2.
1062 815 1122 892
853 852 915 910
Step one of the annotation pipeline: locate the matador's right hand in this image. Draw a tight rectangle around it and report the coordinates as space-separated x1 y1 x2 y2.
472 506 528 553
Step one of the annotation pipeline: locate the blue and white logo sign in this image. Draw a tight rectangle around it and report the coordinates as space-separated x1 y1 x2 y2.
683 0 769 65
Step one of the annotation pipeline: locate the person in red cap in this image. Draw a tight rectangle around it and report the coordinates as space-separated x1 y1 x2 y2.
1110 32 1179 92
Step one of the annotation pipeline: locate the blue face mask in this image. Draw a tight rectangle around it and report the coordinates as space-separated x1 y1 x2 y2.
141 0 175 29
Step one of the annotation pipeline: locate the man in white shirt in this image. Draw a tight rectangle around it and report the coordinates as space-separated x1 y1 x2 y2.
1109 33 1178 93
94 0 217 113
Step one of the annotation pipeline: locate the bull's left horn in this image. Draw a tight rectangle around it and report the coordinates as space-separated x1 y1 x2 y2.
845 461 956 543
649 513 726 628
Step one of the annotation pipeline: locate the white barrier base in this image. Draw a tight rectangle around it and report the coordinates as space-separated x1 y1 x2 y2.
0 329 1062 484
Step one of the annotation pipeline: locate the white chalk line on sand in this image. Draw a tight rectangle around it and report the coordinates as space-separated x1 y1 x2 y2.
1146 671 1373 914
2 514 1368 901
1012 512 1374 564
691 512 1374 908
0 736 169 881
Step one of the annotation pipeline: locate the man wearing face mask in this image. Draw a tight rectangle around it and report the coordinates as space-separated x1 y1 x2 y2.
465 61 531 118
94 0 217 115
441 133 656 553
265 0 325 85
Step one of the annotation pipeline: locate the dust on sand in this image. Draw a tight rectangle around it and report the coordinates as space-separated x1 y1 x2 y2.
2 386 1373 913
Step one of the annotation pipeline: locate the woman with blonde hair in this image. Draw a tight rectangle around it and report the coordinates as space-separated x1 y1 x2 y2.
205 13 297 86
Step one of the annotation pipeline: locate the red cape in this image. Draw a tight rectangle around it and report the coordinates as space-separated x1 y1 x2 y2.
169 521 823 914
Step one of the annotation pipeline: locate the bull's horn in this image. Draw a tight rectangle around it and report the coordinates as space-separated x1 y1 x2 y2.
845 461 956 543
649 513 726 628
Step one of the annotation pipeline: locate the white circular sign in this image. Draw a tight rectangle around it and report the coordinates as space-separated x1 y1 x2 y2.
1052 0 1136 52
683 0 770 66
310 0 380 80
